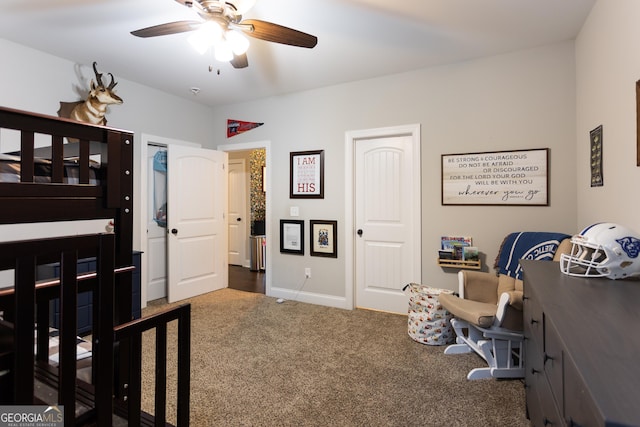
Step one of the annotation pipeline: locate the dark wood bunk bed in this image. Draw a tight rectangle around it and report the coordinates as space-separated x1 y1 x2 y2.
0 106 190 426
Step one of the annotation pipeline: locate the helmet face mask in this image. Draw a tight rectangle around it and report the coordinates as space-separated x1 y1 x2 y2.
564 244 608 276
560 223 640 280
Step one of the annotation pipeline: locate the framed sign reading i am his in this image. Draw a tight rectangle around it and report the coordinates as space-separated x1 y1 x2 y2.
290 150 324 198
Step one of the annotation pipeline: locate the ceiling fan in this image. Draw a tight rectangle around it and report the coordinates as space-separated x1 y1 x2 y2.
130 0 317 69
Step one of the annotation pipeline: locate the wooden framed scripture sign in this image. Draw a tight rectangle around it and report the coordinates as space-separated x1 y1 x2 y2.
290 150 324 198
441 148 549 206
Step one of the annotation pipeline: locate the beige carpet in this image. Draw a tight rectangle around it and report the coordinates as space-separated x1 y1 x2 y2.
140 289 529 427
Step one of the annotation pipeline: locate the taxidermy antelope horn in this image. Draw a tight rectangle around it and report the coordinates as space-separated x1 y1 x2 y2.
93 61 105 87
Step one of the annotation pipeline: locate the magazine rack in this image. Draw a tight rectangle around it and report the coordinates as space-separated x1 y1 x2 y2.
439 236 479 269
437 259 481 270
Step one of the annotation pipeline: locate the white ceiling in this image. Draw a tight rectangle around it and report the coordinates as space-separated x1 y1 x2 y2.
0 0 595 108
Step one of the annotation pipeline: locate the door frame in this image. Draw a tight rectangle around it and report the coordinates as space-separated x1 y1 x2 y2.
217 140 272 296
136 133 199 308
344 124 421 310
228 158 249 267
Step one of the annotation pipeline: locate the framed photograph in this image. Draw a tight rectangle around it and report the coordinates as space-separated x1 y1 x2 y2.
590 125 603 187
441 148 549 206
290 150 324 198
280 219 304 255
310 220 337 258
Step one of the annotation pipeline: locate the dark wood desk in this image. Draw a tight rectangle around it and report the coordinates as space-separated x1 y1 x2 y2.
521 259 640 426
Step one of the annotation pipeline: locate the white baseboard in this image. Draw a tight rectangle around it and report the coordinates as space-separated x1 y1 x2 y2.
268 286 350 310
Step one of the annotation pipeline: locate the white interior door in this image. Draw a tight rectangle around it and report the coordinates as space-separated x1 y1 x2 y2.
147 145 167 301
228 159 247 266
167 145 228 303
354 129 421 313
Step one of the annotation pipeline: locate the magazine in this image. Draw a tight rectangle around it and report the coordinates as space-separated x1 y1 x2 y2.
441 236 472 260
462 246 479 261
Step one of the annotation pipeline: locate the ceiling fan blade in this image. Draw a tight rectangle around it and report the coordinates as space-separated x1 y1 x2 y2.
131 21 202 38
238 19 317 48
230 53 249 69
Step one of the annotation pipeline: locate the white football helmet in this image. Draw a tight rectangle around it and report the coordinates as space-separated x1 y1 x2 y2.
560 223 640 280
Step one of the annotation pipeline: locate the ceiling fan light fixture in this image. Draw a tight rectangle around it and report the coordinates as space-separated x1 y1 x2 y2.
131 0 318 69
214 41 234 62
226 30 250 55
188 21 223 55
188 33 209 55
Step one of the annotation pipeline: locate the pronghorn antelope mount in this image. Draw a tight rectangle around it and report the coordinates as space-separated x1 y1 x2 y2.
58 62 123 126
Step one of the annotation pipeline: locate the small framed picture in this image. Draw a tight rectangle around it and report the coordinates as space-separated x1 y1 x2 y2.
590 125 603 187
310 220 337 258
280 219 304 255
290 150 324 198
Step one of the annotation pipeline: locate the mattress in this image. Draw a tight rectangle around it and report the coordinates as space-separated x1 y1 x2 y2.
0 154 101 184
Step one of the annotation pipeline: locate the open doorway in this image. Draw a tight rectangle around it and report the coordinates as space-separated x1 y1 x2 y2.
228 149 265 294
218 140 272 297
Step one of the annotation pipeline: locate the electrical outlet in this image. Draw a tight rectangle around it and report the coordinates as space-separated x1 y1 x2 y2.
305 268 311 278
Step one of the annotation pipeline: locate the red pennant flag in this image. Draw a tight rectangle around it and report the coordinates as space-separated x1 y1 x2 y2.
227 119 264 138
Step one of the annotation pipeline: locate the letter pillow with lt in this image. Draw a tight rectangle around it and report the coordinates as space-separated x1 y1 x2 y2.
560 222 640 279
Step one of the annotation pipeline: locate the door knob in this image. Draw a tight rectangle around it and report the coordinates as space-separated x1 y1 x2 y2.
237 217 242 221
357 229 363 236
171 228 178 235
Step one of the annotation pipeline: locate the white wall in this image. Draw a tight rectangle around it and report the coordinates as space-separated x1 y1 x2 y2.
211 41 578 298
575 0 640 233
0 35 581 306
0 38 216 249
0 39 214 144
